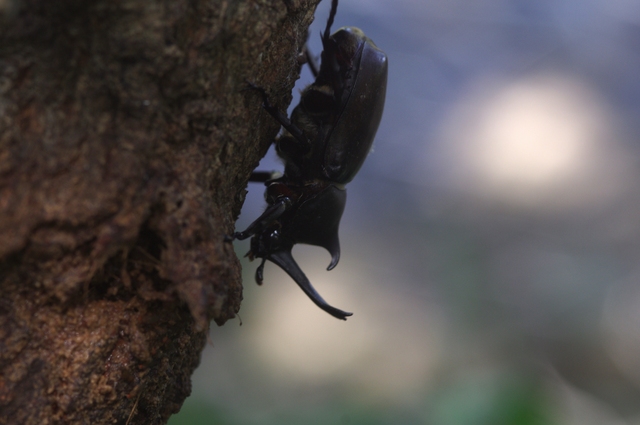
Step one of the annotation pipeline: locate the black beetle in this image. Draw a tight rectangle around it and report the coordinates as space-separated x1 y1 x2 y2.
228 0 388 320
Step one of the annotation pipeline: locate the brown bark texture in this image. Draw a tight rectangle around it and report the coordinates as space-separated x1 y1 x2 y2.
0 0 319 423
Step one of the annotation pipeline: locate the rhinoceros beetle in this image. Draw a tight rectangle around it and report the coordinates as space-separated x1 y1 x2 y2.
227 0 388 320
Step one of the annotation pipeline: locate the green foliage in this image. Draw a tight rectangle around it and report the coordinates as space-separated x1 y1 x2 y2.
168 398 238 425
426 372 555 425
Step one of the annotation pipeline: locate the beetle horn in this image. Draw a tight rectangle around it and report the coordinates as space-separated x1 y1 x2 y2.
268 250 352 320
321 233 341 271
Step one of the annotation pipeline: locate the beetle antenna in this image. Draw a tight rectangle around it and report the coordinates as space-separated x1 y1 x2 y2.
323 0 338 41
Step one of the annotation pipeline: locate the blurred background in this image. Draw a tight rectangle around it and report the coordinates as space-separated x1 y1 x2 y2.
170 0 640 424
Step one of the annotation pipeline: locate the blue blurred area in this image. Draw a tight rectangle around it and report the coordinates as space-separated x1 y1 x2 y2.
171 1 640 424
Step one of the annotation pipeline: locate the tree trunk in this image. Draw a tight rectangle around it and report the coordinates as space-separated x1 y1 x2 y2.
0 0 319 423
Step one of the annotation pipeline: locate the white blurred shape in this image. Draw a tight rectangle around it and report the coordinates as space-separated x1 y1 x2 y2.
248 246 442 403
432 73 630 212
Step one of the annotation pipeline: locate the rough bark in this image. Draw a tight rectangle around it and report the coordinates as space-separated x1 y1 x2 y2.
0 0 319 423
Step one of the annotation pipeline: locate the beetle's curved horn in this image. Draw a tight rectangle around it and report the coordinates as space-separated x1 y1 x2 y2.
268 250 352 320
320 233 340 271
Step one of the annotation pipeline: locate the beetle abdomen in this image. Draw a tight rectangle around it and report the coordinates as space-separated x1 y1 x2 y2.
323 27 388 184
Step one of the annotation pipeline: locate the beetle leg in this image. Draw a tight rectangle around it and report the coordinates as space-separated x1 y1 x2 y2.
268 250 353 320
248 171 280 183
230 197 292 241
255 257 267 285
323 0 339 42
245 82 311 149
